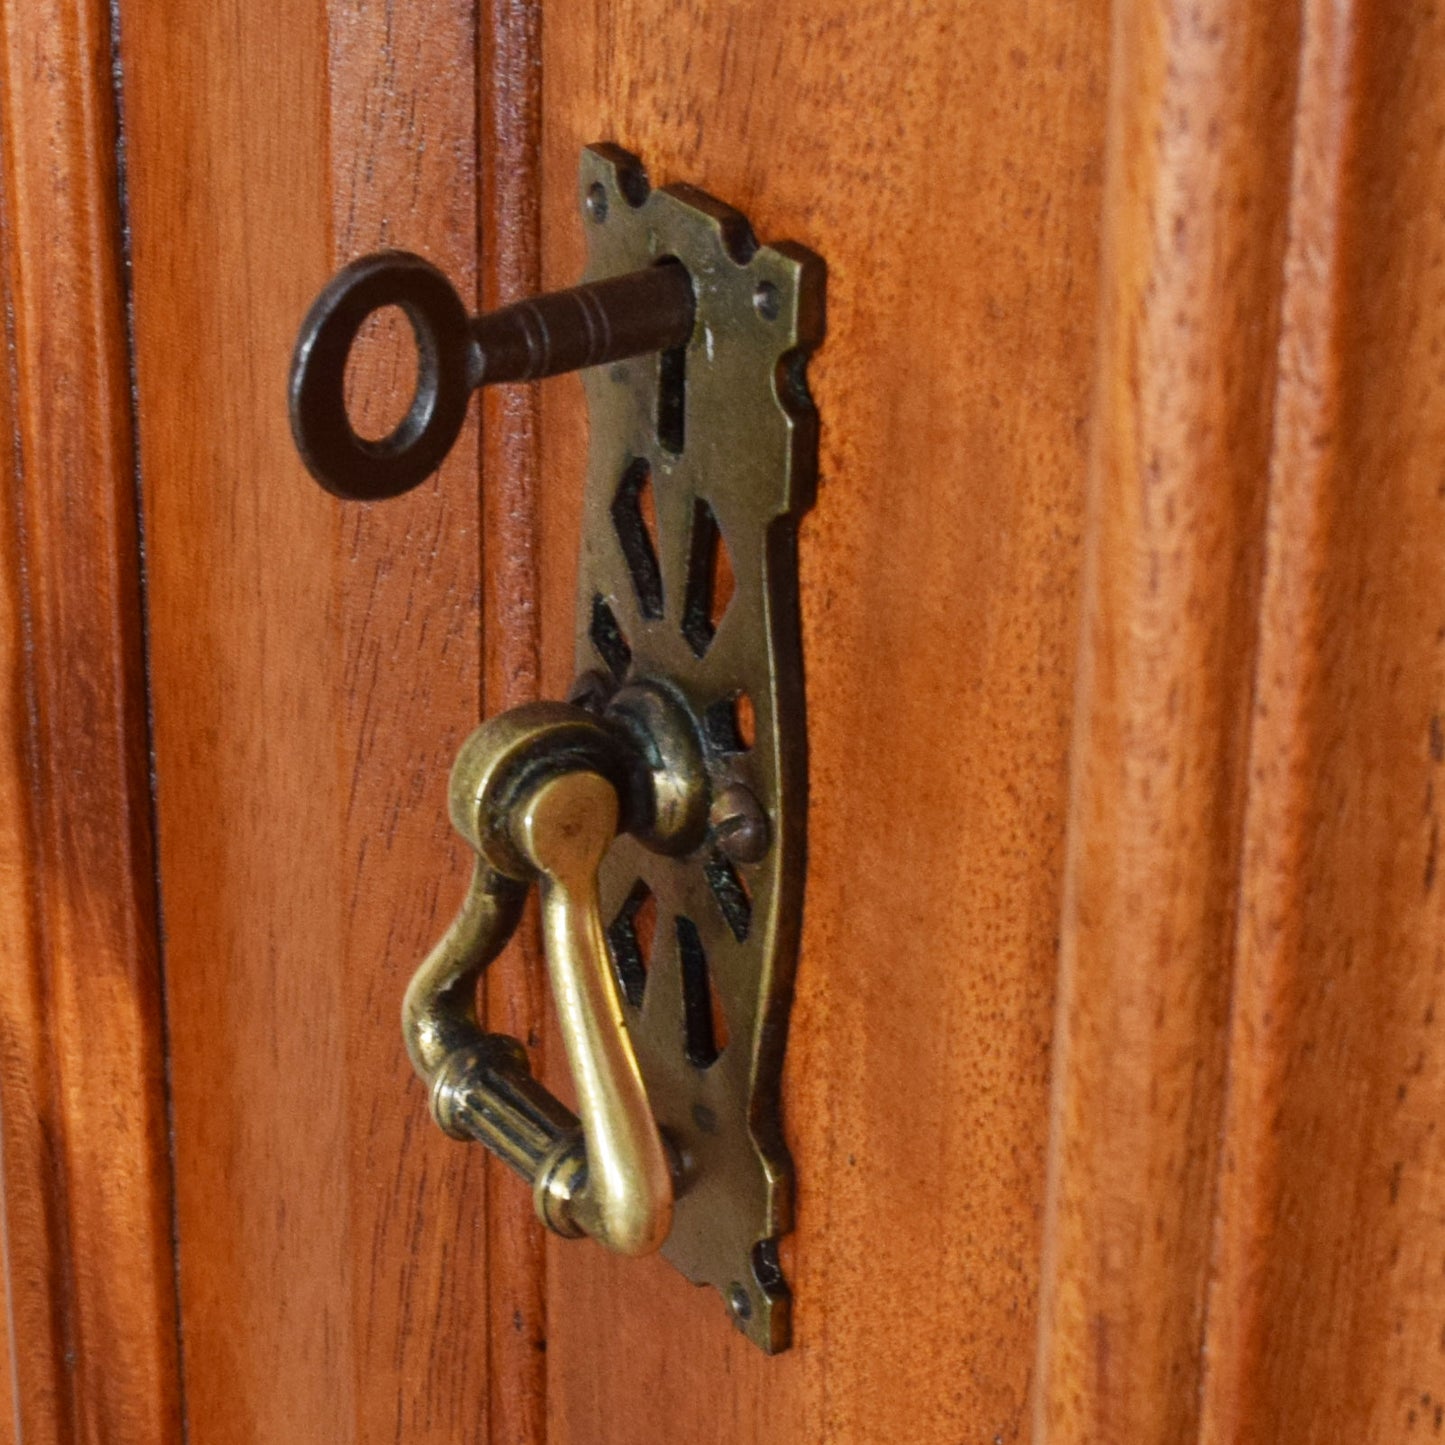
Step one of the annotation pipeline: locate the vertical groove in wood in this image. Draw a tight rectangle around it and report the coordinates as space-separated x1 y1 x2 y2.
0 0 181 1439
1033 0 1303 1439
1197 5 1360 1434
1201 1 1445 1437
121 0 487 1438
477 4 549 1441
0 137 66 1445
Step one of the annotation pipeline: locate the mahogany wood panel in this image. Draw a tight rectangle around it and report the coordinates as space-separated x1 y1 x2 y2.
1033 1 1302 1438
0 0 180 1440
118 0 496 1439
478 5 549 1438
1201 2 1445 1438
81 0 1445 1440
538 4 1110 1440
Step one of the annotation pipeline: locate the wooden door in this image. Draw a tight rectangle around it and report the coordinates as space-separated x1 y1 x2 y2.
2 1 1444 1441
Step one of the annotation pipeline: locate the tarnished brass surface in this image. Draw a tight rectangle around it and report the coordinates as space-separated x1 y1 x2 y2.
570 145 823 1352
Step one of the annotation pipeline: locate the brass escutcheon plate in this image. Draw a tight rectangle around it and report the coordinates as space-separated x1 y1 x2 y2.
572 145 823 1353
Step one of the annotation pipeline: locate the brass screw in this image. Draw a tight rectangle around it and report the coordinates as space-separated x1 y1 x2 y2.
709 784 769 863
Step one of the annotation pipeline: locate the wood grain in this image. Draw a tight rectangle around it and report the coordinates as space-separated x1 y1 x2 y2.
539 3 1109 1439
1032 1 1304 1439
72 0 1445 1439
118 0 490 1439
0 0 180 1439
1201 1 1445 1438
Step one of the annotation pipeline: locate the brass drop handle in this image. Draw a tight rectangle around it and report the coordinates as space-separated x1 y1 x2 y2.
402 702 679 1256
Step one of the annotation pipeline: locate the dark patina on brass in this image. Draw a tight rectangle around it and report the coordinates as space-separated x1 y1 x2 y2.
569 145 822 1352
287 145 823 1353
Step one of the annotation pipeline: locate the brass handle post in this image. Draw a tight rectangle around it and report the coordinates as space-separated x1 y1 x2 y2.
516 772 673 1255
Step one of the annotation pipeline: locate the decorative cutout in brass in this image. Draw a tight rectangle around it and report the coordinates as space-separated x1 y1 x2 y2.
570 146 823 1351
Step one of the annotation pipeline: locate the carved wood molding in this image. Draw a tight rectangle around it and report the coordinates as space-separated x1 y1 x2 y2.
1038 2 1445 1439
0 0 181 1438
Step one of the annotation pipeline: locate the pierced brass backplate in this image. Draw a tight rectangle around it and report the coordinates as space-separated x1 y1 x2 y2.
571 146 822 1352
